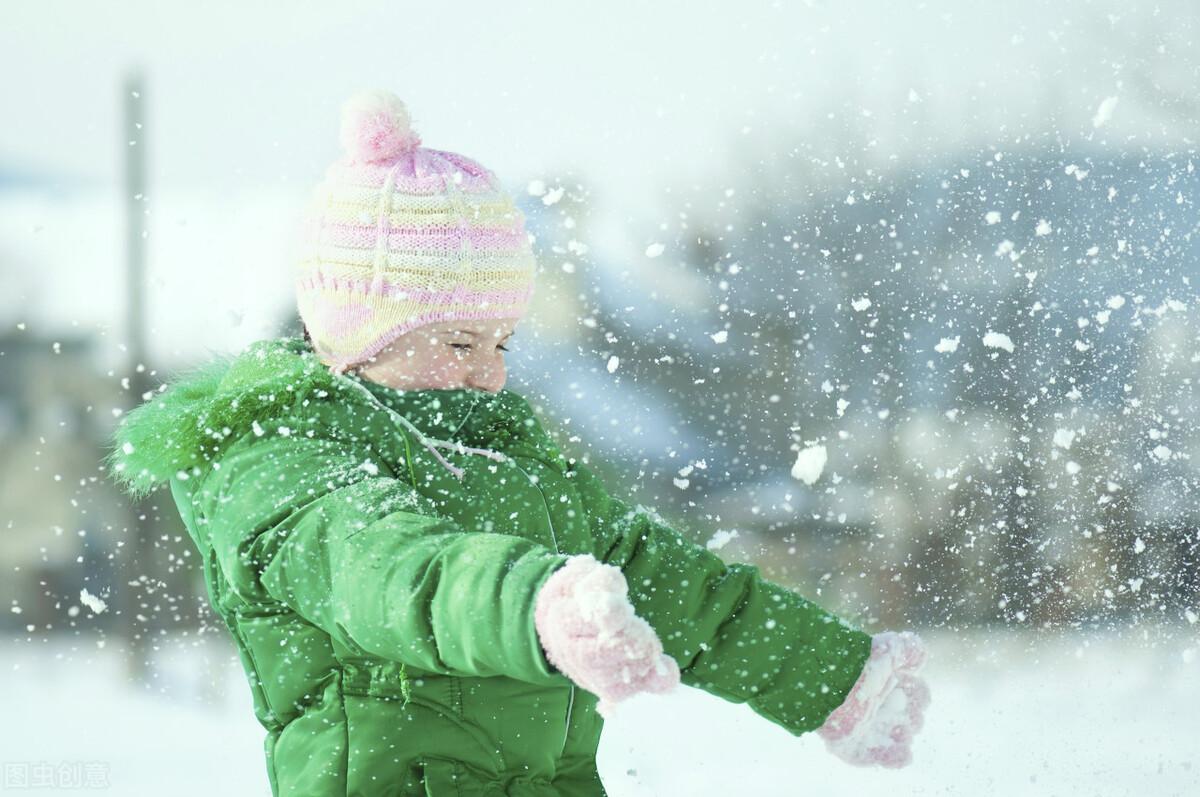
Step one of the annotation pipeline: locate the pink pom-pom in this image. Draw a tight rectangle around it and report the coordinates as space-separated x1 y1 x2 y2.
338 90 422 164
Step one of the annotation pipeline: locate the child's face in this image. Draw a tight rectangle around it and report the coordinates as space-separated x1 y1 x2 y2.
351 317 519 393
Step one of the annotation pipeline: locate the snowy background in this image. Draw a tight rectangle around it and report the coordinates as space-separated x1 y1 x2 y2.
2 0 1198 794
3 629 1196 795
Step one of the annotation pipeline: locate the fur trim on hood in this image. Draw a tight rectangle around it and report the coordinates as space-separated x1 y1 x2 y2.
104 338 350 499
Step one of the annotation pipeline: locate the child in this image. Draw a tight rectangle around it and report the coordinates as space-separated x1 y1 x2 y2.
106 90 929 796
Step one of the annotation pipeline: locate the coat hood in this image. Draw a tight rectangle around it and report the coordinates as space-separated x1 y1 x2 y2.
105 336 564 500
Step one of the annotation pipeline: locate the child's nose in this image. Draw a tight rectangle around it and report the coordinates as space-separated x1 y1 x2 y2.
468 362 506 393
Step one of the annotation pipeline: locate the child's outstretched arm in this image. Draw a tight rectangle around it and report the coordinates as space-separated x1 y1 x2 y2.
564 458 929 764
192 429 571 686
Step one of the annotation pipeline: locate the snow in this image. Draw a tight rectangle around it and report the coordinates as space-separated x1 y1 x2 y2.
1106 295 1126 310
644 243 665 258
607 355 620 373
982 331 1015 353
1092 95 1119 128
984 211 1001 225
705 529 739 550
1053 429 1076 449
791 444 828 485
1034 219 1052 236
9 629 1191 796
710 330 728 343
1152 444 1172 461
933 336 959 354
78 589 107 615
850 297 872 312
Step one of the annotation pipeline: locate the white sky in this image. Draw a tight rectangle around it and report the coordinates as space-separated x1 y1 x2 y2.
1 0 1195 364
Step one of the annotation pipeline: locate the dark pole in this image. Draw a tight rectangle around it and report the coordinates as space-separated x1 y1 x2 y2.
120 69 156 683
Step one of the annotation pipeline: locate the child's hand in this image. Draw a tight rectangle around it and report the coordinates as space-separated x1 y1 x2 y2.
534 554 680 717
817 630 931 768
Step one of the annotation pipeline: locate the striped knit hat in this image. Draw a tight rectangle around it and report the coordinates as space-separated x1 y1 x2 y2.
296 90 537 374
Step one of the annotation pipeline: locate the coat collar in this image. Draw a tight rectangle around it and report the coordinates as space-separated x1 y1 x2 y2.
346 372 564 465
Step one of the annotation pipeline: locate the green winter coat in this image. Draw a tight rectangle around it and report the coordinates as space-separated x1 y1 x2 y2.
105 336 871 796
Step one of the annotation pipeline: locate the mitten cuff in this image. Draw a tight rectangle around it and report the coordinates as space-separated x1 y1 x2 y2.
818 630 931 768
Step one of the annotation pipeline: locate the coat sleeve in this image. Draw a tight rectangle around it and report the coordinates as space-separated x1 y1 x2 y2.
568 459 872 735
193 426 570 686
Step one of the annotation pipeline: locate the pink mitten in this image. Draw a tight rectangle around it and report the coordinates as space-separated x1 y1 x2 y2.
534 554 680 717
817 630 931 768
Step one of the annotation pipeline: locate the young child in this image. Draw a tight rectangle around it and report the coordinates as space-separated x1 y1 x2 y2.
106 90 930 796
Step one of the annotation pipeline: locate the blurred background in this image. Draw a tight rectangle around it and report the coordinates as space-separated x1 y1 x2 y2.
1 1 1197 794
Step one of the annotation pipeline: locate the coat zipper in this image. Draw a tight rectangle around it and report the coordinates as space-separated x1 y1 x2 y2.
507 456 574 757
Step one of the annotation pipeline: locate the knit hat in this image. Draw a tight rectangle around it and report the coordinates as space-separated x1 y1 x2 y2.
295 89 537 374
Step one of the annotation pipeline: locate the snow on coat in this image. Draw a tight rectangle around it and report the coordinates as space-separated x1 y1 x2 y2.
104 335 872 796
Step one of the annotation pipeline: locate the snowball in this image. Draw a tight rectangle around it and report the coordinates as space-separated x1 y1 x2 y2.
1152 444 1172 461
985 211 1002 225
1035 219 1053 236
606 355 619 373
983 331 1015 352
1065 461 1081 475
1134 537 1146 554
644 243 665 258
791 444 827 485
711 330 728 343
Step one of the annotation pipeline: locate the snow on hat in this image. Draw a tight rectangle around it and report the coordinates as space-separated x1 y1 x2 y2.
295 89 537 374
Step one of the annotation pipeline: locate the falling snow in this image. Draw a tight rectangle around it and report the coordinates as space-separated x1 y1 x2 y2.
79 589 107 615
934 336 960 353
790 445 828 486
1092 95 1119 128
982 331 1015 352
